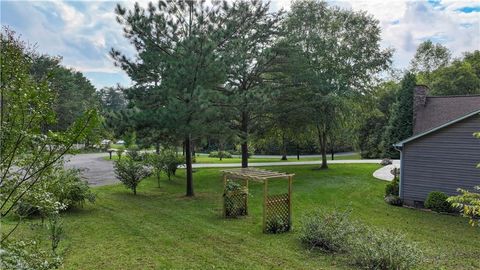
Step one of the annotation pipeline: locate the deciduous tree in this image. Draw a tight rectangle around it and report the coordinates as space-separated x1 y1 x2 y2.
283 0 392 168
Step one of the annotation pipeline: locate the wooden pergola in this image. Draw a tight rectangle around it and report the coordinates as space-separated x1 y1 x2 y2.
221 168 294 233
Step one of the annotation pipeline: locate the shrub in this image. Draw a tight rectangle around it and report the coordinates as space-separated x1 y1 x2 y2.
15 168 94 217
298 209 357 252
223 180 248 218
208 151 232 159
384 194 403 206
380 158 392 166
350 228 422 270
0 239 62 270
144 153 163 187
448 186 480 227
385 177 399 197
114 158 151 195
50 168 95 209
126 146 142 161
425 191 452 213
266 215 290 234
162 150 184 180
116 146 125 159
47 214 64 253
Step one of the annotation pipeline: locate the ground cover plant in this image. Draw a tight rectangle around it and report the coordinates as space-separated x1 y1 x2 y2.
3 164 480 269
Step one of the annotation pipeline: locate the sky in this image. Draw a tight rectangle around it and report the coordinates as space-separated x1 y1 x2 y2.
1 0 479 90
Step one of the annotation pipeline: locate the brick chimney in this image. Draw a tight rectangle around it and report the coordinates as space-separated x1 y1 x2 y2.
413 85 428 110
413 85 428 133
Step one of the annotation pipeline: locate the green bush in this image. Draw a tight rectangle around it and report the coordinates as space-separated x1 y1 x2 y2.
223 180 248 218
50 169 95 209
208 151 232 159
114 158 151 195
266 215 290 234
385 177 399 196
15 168 95 217
162 150 184 180
425 191 452 213
298 209 357 252
350 228 422 270
384 194 403 206
126 146 142 161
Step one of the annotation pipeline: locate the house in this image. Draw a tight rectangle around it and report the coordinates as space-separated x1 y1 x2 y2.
394 85 480 207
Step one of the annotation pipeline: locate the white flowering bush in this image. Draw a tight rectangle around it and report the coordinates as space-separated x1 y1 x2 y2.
0 239 62 270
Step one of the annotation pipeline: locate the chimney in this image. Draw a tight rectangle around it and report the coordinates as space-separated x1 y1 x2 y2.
413 85 428 109
413 85 428 134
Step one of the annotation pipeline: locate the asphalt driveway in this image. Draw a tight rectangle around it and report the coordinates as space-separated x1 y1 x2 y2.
64 153 118 186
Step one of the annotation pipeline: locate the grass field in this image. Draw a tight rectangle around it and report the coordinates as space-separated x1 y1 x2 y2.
104 152 362 163
4 164 479 269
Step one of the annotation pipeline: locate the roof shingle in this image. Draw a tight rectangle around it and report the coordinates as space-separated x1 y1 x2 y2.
413 95 480 135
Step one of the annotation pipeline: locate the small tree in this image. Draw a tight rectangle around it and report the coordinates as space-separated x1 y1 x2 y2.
145 153 163 188
162 149 184 181
114 158 150 195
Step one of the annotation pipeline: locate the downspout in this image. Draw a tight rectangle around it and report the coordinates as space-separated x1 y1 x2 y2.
393 144 404 199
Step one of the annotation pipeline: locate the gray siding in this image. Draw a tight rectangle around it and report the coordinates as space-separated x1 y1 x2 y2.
401 114 480 205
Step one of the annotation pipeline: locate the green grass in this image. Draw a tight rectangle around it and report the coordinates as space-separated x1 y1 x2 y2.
104 153 362 163
5 164 479 269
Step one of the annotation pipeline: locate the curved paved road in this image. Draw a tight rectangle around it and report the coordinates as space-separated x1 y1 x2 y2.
64 153 117 186
65 152 395 186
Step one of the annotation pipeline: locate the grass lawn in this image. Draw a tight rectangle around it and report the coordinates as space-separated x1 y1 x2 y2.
104 152 362 163
5 164 479 269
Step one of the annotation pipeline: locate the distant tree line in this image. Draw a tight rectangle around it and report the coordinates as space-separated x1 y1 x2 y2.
358 41 480 159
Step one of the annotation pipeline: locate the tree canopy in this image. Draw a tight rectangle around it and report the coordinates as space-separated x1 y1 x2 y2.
281 0 392 168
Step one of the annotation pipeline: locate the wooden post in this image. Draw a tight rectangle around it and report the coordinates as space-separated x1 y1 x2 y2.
288 176 292 228
263 179 268 233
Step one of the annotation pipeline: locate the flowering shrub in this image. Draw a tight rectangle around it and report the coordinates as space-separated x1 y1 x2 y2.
0 239 62 270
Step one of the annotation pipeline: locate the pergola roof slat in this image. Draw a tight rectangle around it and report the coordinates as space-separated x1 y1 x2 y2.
221 168 294 180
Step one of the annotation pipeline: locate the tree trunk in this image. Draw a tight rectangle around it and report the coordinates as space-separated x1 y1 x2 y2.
330 140 335 160
317 125 328 169
185 136 194 196
219 141 224 161
241 111 249 168
296 144 300 160
155 142 160 154
133 186 137 195
182 141 185 156
281 132 287 160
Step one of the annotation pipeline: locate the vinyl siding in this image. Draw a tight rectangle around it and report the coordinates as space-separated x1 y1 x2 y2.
401 114 480 205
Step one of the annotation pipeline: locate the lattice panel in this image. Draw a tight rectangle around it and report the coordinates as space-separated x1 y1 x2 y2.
224 190 248 218
265 193 291 233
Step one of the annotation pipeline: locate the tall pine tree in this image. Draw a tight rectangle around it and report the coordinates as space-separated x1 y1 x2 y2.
220 0 283 167
111 1 252 196
382 72 416 158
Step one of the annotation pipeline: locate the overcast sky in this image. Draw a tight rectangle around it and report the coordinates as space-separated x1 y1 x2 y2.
1 0 479 90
